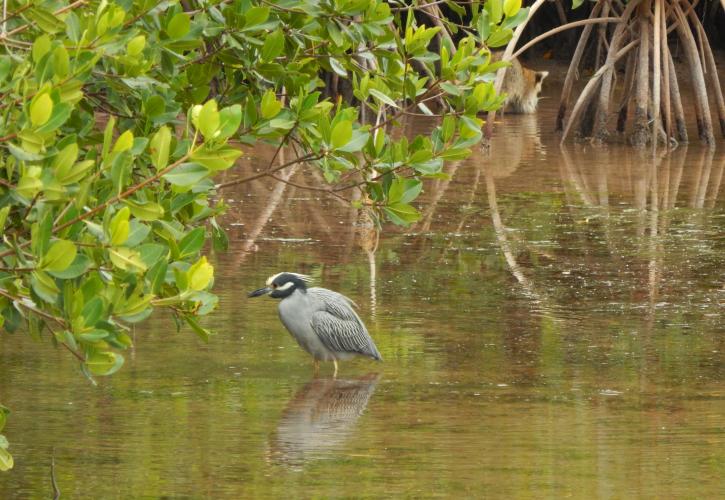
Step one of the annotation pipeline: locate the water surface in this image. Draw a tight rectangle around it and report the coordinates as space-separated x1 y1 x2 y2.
1 92 723 498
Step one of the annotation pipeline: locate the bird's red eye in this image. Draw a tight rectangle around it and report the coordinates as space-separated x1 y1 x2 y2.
272 283 277 288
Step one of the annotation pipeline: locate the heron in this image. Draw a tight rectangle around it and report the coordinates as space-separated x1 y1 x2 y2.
248 272 382 376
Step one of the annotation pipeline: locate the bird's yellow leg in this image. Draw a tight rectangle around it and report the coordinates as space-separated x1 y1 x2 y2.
313 359 320 375
333 359 338 379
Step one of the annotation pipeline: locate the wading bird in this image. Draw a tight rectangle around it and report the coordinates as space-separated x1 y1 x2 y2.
248 272 382 376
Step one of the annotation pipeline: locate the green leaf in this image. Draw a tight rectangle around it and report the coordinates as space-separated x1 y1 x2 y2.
261 29 285 62
82 297 104 327
503 0 522 17
486 0 503 24
384 203 421 226
109 207 130 246
190 145 242 171
27 6 64 33
7 143 43 161
30 93 53 126
187 256 214 291
15 175 43 199
327 21 343 46
0 207 9 233
487 27 513 48
137 243 167 268
260 90 282 119
85 351 124 376
210 218 228 252
501 7 530 30
195 100 220 139
0 448 13 471
41 240 77 272
0 406 9 432
77 330 109 343
330 120 353 150
147 259 168 294
102 116 116 159
57 159 94 185
244 6 270 27
53 46 70 77
125 220 151 246
369 88 399 108
441 115 455 142
32 212 52 256
163 163 209 186
31 270 59 303
109 247 147 272
0 56 11 82
32 34 51 62
127 35 146 56
123 200 164 221
48 254 91 279
439 147 471 160
388 178 422 204
178 227 205 258
110 150 132 195
167 13 191 39
218 105 242 138
329 57 347 77
145 95 165 117
572 0 585 8
149 126 171 169
35 102 72 133
477 10 491 41
439 82 463 96
112 130 134 154
65 12 80 41
337 130 370 153
184 314 211 343
53 143 79 178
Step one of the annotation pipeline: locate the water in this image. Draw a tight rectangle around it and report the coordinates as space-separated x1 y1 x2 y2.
1 93 723 497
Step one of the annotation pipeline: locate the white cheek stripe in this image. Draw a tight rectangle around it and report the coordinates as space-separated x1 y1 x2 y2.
277 281 295 291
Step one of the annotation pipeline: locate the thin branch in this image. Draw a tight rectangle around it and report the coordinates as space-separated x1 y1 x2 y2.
215 152 323 190
52 151 193 234
267 173 352 203
0 266 35 272
0 4 31 29
2 0 87 38
511 17 623 60
266 124 298 172
0 287 67 327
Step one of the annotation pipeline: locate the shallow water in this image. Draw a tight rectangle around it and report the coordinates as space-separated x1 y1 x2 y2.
1 94 724 497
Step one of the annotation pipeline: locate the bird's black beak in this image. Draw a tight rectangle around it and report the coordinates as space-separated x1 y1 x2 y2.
248 287 271 298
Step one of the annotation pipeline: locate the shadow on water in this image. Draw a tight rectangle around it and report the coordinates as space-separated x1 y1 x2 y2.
267 374 380 469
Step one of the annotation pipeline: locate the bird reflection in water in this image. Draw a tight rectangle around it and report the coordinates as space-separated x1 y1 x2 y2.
267 374 380 468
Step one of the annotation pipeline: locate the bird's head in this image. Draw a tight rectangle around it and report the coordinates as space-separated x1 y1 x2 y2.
248 272 311 299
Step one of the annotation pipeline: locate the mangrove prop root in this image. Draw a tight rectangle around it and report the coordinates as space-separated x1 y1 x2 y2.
559 0 721 146
556 0 604 132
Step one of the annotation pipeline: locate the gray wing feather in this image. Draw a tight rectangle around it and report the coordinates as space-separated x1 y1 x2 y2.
308 288 382 360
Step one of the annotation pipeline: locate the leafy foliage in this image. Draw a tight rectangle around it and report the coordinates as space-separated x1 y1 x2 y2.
0 0 528 469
